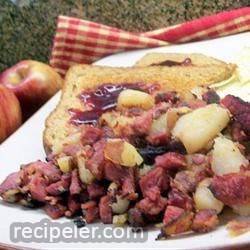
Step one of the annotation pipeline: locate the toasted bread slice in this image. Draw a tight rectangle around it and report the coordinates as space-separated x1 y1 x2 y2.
44 65 234 153
44 63 234 154
135 52 234 68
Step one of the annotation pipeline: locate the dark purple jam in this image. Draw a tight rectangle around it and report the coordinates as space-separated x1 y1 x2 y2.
69 109 102 125
134 137 186 165
69 83 159 126
151 58 192 67
202 89 220 104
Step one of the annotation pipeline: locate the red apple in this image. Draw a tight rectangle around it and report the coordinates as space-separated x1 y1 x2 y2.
0 60 63 119
0 85 22 143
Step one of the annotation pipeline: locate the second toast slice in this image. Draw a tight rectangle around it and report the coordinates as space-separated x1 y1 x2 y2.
135 52 235 69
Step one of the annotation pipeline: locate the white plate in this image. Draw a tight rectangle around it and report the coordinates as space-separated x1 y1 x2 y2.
0 32 249 250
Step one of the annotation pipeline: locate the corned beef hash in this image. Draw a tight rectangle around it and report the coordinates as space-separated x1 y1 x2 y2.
0 58 249 239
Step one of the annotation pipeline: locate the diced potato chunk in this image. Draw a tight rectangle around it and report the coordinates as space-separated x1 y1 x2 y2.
117 89 154 110
115 116 134 127
2 189 20 203
76 153 95 184
57 156 74 173
150 107 191 135
108 182 118 193
139 164 152 177
211 137 249 175
172 104 230 153
64 132 81 145
194 178 224 214
122 141 143 167
232 204 250 216
104 139 143 167
100 112 134 135
166 107 191 131
111 196 130 214
166 110 179 132
150 113 167 134
99 112 118 128
113 213 128 226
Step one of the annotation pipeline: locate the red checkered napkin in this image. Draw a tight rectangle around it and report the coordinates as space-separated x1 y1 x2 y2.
50 7 250 75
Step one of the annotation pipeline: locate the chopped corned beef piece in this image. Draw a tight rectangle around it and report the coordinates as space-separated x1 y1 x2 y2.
133 112 153 135
210 171 250 206
87 182 105 199
162 205 194 236
81 201 99 223
28 174 48 202
168 188 193 211
137 195 167 215
155 152 187 171
172 165 210 194
44 203 66 219
192 209 219 233
128 207 146 227
85 140 106 180
104 162 136 199
146 132 169 146
81 126 103 146
0 172 20 195
155 91 178 104
46 173 71 196
69 169 82 195
99 195 112 224
231 122 249 142
66 195 81 216
221 95 250 135
139 167 169 198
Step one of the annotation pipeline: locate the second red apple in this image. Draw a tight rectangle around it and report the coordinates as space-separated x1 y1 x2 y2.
0 85 22 143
